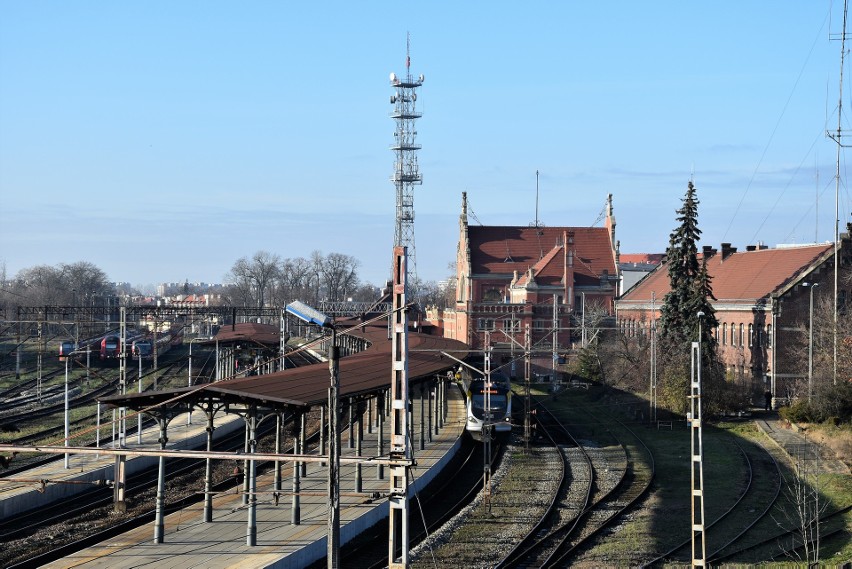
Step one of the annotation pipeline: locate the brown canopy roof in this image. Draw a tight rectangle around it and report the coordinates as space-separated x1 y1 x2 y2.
101 321 469 412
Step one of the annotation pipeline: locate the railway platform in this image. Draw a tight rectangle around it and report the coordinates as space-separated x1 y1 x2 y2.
0 407 245 520
35 386 465 569
754 414 850 475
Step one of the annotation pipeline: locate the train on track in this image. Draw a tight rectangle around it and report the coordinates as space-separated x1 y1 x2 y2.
100 331 145 360
464 371 512 442
131 329 183 360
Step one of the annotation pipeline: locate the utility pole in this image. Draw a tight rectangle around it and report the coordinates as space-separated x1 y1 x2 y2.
690 312 707 567
388 246 411 568
827 0 848 385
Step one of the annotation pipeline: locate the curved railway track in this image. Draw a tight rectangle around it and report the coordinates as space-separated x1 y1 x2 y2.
641 435 783 566
498 398 656 569
495 404 591 568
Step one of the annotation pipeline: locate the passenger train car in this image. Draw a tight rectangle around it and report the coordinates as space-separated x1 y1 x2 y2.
99 331 144 360
132 332 173 360
465 371 512 441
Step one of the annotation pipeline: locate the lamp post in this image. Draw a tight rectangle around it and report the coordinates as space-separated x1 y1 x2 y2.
804 282 820 402
137 343 143 444
64 354 71 469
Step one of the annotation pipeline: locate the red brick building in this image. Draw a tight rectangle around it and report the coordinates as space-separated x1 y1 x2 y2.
616 235 852 403
431 192 619 376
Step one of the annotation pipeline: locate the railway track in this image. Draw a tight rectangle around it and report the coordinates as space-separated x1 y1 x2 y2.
320 437 502 569
494 404 592 568
495 398 655 569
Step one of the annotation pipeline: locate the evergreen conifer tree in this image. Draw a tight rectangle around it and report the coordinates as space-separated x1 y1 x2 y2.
659 181 718 356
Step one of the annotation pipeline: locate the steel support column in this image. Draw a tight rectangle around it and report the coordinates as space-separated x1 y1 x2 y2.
153 419 169 543
247 407 258 545
292 413 301 526
203 404 215 523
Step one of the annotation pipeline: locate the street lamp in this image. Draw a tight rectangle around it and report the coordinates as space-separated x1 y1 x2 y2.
804 282 820 402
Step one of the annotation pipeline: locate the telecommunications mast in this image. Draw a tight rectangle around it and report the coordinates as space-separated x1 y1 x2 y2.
389 33 424 282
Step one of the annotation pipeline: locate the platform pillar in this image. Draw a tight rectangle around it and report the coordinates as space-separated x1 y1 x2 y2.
203 405 215 522
320 405 326 467
427 383 433 443
355 403 363 493
300 412 307 477
153 419 168 543
348 396 355 449
241 419 250 505
439 378 445 428
419 384 425 450
247 407 258 545
377 391 385 480
274 413 283 494
292 413 301 525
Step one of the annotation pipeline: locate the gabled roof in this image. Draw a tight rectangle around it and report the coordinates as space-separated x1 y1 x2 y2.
468 226 615 284
620 243 833 302
515 245 563 287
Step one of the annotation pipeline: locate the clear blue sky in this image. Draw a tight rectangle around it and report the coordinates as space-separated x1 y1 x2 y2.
1 2 850 291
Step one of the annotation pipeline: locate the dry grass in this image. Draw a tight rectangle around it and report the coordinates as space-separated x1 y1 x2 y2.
800 423 852 470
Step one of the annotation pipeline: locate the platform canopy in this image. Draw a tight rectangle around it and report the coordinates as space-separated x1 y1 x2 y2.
100 321 469 413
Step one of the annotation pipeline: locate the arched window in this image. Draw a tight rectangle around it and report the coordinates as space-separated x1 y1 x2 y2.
722 323 727 346
748 324 754 347
766 325 772 348
740 323 745 348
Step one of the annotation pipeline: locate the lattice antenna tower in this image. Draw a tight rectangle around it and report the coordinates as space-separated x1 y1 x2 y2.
389 33 424 283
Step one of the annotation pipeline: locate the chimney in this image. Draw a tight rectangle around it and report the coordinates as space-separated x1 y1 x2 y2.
746 245 756 252
721 242 737 260
702 245 717 258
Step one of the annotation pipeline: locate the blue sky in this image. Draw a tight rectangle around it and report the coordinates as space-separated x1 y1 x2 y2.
1 2 850 291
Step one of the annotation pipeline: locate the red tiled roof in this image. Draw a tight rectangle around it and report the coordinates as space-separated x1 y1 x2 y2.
620 244 833 302
469 226 615 285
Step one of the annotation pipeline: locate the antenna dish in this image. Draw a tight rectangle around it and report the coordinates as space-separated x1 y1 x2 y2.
390 72 397 82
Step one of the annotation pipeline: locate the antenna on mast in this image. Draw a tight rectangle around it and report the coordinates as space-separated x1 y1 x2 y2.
535 170 540 228
827 0 849 384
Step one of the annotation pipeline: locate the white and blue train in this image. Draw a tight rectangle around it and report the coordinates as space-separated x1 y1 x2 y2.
465 371 512 441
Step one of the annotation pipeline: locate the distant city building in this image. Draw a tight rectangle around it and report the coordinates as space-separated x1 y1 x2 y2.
618 253 664 296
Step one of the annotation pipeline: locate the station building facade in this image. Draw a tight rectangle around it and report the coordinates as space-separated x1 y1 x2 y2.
615 233 852 402
428 192 620 376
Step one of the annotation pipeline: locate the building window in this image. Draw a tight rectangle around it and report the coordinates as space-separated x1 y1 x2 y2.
482 287 502 302
739 323 745 348
748 324 753 348
722 323 727 346
766 325 772 348
533 320 549 331
503 318 520 333
477 319 495 331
